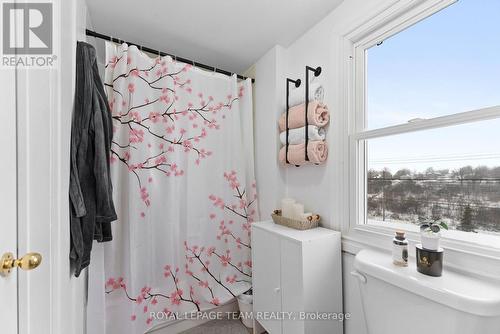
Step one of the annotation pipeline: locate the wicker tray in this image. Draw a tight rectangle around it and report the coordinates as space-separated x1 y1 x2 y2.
271 210 320 230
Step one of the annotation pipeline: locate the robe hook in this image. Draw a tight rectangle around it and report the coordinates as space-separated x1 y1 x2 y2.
286 78 301 88
314 66 322 77
306 65 322 78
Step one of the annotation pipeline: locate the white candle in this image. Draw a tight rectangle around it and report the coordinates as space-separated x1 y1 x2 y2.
292 203 304 220
281 198 295 219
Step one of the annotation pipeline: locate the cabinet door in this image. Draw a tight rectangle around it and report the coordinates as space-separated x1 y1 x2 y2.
252 227 282 334
281 239 304 334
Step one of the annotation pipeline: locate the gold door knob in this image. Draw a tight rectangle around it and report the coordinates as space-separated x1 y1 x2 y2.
0 252 42 277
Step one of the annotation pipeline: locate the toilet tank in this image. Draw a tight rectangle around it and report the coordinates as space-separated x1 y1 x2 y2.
353 249 500 334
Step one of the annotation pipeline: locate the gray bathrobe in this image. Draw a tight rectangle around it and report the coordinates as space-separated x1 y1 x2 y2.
69 41 117 277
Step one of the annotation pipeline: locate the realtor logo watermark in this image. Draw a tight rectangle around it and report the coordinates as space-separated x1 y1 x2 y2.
2 2 56 67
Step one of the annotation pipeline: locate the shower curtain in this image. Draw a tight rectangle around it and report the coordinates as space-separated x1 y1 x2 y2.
88 42 259 334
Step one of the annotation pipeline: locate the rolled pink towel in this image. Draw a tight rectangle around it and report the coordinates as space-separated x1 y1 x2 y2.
278 101 329 132
279 141 328 166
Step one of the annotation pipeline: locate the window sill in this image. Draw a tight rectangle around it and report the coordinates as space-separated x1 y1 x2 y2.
342 221 500 281
367 220 500 252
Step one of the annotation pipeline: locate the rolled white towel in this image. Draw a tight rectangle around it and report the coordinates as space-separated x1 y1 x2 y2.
289 82 324 108
279 125 326 145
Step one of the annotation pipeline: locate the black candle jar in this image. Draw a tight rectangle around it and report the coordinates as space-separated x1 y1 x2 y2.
416 244 444 277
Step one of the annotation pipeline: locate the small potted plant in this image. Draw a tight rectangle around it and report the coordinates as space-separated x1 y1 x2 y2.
419 220 448 250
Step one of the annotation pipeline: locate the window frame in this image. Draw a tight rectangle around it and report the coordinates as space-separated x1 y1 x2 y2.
344 0 500 267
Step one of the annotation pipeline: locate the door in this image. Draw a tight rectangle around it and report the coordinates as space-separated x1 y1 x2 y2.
281 239 304 334
0 64 19 334
0 48 46 334
0 3 53 332
1 1 85 333
252 226 283 334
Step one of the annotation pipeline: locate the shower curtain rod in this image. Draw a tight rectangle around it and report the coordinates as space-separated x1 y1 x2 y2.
85 29 255 83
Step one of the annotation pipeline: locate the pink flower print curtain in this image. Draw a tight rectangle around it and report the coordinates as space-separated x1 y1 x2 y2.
87 42 259 334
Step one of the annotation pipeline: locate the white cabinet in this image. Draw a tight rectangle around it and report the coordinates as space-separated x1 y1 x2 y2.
251 221 343 334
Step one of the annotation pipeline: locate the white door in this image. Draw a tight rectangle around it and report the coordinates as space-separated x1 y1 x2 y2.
252 227 283 334
1 2 59 333
0 65 19 334
1 1 86 334
0 56 48 334
281 239 304 334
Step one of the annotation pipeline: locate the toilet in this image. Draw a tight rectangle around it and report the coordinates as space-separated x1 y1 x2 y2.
352 249 500 334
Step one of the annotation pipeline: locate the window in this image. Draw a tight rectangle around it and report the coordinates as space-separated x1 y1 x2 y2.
353 0 500 236
366 0 500 130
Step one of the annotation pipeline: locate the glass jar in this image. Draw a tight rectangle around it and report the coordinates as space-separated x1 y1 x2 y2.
393 231 408 267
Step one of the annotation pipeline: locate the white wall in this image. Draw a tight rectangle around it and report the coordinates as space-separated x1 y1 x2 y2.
252 1 400 333
253 45 287 217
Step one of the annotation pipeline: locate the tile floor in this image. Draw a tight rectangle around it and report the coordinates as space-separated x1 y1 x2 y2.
179 319 252 334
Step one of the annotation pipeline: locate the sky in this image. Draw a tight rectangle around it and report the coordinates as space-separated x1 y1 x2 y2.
367 0 500 173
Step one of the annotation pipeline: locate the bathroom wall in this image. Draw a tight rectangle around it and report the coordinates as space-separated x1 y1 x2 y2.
252 0 400 333
253 45 287 217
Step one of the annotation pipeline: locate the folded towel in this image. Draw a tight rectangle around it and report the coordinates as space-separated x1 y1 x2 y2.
279 125 326 145
278 101 329 132
279 141 328 165
289 82 324 108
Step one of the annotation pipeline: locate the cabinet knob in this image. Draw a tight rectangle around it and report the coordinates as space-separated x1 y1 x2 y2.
274 287 281 293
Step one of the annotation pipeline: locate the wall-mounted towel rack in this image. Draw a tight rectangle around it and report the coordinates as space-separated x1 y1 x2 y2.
286 78 301 165
304 66 322 162
282 66 324 167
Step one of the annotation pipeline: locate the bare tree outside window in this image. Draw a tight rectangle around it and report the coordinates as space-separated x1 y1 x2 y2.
367 165 500 233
